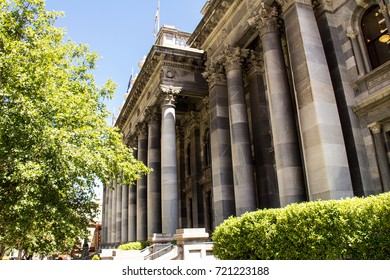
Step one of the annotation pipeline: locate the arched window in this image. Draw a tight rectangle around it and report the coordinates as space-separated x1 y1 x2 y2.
361 4 390 69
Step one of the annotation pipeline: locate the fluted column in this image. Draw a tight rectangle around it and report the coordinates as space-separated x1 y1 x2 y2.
203 62 235 226
223 47 257 215
247 51 280 208
369 123 390 192
280 0 354 200
136 123 148 241
145 106 162 237
249 3 305 206
160 85 180 235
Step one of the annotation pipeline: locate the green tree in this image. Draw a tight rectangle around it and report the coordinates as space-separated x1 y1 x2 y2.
0 0 148 259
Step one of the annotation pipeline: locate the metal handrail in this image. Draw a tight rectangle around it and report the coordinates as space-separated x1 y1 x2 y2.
144 244 174 260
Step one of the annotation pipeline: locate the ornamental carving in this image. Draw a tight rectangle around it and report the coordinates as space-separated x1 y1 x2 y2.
247 50 264 73
202 61 226 87
144 105 161 124
248 3 279 37
223 46 249 72
136 122 148 137
368 122 382 134
159 85 181 107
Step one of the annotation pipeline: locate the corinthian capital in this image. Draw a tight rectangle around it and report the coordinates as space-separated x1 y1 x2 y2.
159 85 181 107
223 46 249 72
248 3 279 37
136 122 148 138
202 61 226 87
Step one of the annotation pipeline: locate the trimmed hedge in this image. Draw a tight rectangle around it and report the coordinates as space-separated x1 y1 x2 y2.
212 192 390 260
118 241 149 251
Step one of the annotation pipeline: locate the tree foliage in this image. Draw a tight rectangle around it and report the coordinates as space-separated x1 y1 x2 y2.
0 0 148 258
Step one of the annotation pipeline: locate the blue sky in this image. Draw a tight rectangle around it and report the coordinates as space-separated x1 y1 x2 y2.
45 0 206 124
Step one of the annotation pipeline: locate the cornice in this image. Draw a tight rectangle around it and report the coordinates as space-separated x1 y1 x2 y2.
116 45 205 131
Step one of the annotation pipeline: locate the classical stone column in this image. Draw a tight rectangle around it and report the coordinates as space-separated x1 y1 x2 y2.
369 123 390 192
136 123 148 241
249 3 305 206
106 185 112 246
247 51 280 208
281 0 354 200
176 126 187 229
184 111 205 227
160 85 180 235
128 184 137 242
128 138 137 242
203 62 235 226
115 181 122 245
346 28 366 76
223 47 257 215
101 185 108 247
111 184 116 245
145 106 162 237
121 185 129 244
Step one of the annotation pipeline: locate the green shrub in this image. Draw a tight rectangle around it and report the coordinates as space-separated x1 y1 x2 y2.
118 241 149 251
212 192 390 260
91 254 101 260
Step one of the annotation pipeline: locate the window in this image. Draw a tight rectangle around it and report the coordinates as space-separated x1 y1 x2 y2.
361 5 390 69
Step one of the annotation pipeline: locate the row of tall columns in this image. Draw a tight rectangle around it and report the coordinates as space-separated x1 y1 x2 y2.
102 89 180 246
136 123 148 241
247 52 280 208
204 64 236 226
281 0 354 199
250 4 306 206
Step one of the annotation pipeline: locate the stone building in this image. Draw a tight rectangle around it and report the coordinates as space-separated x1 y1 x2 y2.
101 0 390 247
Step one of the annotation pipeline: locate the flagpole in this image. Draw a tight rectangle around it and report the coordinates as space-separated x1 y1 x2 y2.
157 0 160 32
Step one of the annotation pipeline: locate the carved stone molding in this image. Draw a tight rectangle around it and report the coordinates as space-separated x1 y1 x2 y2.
248 3 279 38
